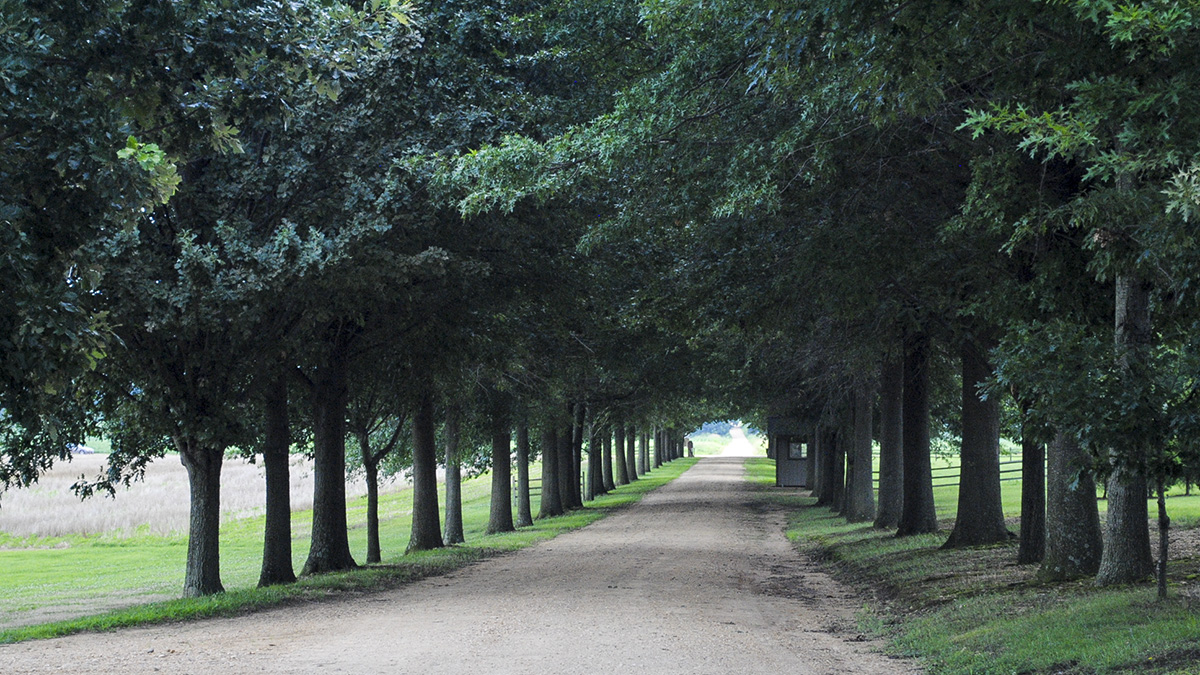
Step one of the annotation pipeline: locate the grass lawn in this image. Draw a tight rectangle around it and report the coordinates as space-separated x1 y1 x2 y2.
0 456 700 643
875 451 1200 527
746 457 1200 675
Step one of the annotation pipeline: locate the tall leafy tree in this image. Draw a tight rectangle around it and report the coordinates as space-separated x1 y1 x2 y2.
66 0 413 596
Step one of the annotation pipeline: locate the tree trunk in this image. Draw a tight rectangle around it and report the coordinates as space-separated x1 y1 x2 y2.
602 426 615 491
572 404 585 506
515 422 533 527
845 380 876 523
944 339 1009 548
614 423 629 486
875 357 903 529
539 426 563 518
178 438 225 597
443 408 464 545
1040 431 1103 581
303 352 357 575
352 428 385 564
558 422 578 510
486 411 514 534
1095 274 1155 586
259 371 295 587
806 430 818 493
831 425 847 514
638 430 649 474
1095 466 1154 585
625 424 637 482
364 458 382 562
1017 400 1046 564
408 390 444 552
587 424 603 499
814 426 833 506
809 429 824 502
1155 477 1169 600
897 331 939 536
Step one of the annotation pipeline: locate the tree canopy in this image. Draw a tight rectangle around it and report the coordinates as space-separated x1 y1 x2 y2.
4 0 1200 598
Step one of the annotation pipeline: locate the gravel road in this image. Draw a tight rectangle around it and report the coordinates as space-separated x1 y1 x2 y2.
1 445 919 674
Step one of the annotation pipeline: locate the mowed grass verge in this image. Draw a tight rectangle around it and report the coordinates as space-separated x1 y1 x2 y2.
0 457 698 644
744 457 1200 675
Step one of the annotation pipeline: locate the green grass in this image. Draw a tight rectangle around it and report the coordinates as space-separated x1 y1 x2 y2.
689 431 763 456
747 456 1200 675
894 590 1200 674
688 432 728 456
875 452 1200 528
0 457 697 643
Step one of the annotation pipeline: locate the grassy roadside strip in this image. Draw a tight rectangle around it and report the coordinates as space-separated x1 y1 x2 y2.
0 457 697 644
743 457 1200 675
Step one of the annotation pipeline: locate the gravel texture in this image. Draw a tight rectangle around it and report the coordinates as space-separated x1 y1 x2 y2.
1 443 919 674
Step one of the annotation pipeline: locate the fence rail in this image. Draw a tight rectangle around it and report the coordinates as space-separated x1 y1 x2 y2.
871 457 1031 489
513 476 542 506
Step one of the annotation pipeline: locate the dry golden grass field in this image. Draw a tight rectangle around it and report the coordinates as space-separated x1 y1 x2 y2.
0 453 406 539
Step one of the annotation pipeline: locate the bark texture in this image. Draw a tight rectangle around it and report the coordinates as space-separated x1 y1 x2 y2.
587 425 604 499
614 424 629 486
1095 466 1154 585
1017 404 1046 564
601 427 615 492
178 438 225 597
486 415 514 534
443 408 464 545
943 341 1009 548
1155 479 1169 599
897 331 938 536
805 430 818 491
571 405 585 507
1040 431 1103 581
874 357 903 529
638 430 649 475
515 422 533 527
259 371 295 587
365 460 383 562
407 391 444 552
845 380 876 523
1095 275 1155 585
625 425 638 482
558 423 579 509
303 353 357 574
831 426 846 514
817 427 842 509
809 430 824 503
539 426 563 518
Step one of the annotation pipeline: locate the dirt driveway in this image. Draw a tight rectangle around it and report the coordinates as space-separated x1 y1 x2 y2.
1 452 919 674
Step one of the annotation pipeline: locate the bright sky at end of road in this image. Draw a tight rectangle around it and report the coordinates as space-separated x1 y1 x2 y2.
721 425 759 457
